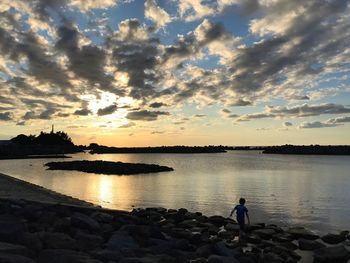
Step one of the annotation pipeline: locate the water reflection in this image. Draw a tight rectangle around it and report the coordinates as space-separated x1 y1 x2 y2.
0 151 349 232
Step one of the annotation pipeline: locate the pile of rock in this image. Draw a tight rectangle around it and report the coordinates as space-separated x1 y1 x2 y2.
0 199 349 263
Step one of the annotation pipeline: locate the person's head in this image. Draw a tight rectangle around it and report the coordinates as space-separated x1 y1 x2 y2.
239 198 246 205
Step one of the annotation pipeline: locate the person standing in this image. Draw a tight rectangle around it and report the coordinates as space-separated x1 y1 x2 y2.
230 198 250 241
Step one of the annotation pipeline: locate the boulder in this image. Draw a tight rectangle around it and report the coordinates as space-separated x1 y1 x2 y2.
224 223 240 232
207 216 226 227
71 212 100 232
107 231 139 249
287 227 319 240
0 242 29 255
17 232 43 253
0 215 26 242
196 244 214 258
75 232 104 251
39 232 77 249
298 238 325 250
0 253 36 263
245 235 262 244
252 228 276 239
207 255 239 263
213 241 241 258
38 249 103 263
321 233 346 244
314 245 350 263
90 249 122 262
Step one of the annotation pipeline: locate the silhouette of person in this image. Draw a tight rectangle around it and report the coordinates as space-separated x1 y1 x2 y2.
230 197 250 241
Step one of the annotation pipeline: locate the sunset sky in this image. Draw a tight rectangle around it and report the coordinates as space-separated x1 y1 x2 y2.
0 0 349 146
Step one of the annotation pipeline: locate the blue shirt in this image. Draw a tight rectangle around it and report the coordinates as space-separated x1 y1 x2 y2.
234 204 248 223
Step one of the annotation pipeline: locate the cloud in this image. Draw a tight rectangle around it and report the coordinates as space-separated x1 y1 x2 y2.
177 0 216 21
237 103 350 122
119 122 136 128
283 121 293 127
149 102 167 108
97 104 117 116
298 116 350 129
194 114 206 118
69 0 118 12
144 0 171 30
151 131 164 134
74 108 92 116
126 110 170 121
0 112 12 121
221 109 231 114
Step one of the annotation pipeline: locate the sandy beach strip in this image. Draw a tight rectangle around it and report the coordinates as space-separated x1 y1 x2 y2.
0 172 94 207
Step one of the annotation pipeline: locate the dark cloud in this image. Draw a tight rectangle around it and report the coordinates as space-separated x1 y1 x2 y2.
221 109 231 114
74 108 92 116
97 104 117 116
126 110 170 121
149 102 167 108
151 131 164 134
228 99 252 106
0 112 12 121
283 122 293 127
194 114 206 118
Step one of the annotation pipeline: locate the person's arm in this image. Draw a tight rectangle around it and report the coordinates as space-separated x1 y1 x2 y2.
246 212 250 225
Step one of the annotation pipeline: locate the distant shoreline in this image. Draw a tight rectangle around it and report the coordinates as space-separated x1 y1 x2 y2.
0 155 71 160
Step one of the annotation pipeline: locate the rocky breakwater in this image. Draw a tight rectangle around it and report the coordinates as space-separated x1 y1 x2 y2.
0 199 349 263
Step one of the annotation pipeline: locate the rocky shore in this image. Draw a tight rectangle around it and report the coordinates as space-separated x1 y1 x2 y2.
0 173 349 263
45 160 174 175
0 198 349 263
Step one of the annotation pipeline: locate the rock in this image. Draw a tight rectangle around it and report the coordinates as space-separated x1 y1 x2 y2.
190 258 207 263
245 235 261 244
224 223 240 232
0 242 29 255
38 249 103 263
314 245 350 263
196 244 214 258
213 241 241 258
298 238 325 250
207 216 226 227
276 241 298 251
90 211 114 223
208 255 239 263
252 228 276 239
0 215 26 242
75 232 104 250
321 233 346 244
0 253 36 263
107 231 139 249
17 232 43 253
90 249 122 262
39 232 77 249
340 230 349 237
287 227 319 240
71 212 100 232
178 219 198 228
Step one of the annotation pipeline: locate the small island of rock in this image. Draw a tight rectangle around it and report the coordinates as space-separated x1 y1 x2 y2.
45 160 174 175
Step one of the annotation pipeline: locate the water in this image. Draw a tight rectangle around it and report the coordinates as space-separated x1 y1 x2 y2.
0 151 349 233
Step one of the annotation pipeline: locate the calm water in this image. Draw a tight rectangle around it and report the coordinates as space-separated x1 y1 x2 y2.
0 151 349 233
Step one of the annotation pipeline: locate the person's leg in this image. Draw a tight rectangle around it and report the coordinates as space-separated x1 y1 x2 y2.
238 221 245 242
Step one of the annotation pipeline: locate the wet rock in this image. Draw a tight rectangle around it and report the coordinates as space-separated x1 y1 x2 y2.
75 232 104 250
0 253 36 263
17 232 43 253
207 216 226 227
321 233 346 244
107 231 139 249
208 254 239 263
0 241 29 255
252 229 276 239
0 215 26 242
196 244 214 258
313 245 350 263
224 223 240 232
38 249 103 263
90 211 114 224
214 241 241 258
90 249 123 262
276 241 298 251
298 238 325 250
287 227 319 240
71 212 100 232
190 257 207 263
245 235 262 244
39 232 77 250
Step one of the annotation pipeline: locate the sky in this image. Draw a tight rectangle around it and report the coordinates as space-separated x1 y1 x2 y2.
0 0 349 146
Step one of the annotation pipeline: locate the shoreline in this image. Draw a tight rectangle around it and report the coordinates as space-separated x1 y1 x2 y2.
0 173 349 262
